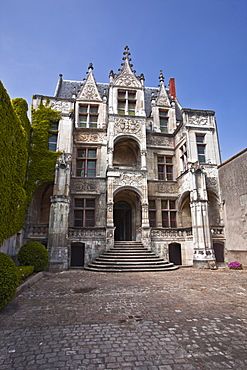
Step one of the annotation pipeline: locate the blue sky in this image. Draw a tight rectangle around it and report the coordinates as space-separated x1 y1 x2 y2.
1 0 246 162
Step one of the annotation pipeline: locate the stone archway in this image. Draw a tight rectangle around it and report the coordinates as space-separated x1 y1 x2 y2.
113 188 141 241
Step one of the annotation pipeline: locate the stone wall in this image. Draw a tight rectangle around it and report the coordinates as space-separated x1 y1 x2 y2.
218 149 247 266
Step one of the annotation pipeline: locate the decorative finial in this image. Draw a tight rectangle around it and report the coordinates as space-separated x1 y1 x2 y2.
159 70 164 83
88 62 94 71
123 45 131 60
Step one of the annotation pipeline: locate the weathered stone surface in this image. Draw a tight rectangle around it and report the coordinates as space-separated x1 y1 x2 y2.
0 269 246 369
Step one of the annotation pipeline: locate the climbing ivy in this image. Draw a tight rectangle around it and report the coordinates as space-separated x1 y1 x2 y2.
0 82 62 245
26 100 61 201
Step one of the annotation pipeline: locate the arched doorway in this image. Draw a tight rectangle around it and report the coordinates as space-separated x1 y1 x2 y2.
169 243 182 265
71 242 85 267
113 188 141 242
114 201 132 241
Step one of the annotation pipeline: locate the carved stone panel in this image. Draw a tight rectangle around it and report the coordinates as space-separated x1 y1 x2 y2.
114 70 141 88
75 132 106 143
206 176 218 191
188 112 209 126
50 99 71 113
147 134 174 147
78 73 102 101
113 117 144 136
112 172 147 196
148 181 178 195
71 179 105 194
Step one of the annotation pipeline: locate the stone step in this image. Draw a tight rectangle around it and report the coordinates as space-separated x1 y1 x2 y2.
104 251 157 256
96 256 162 261
85 241 179 273
92 259 171 266
84 265 179 273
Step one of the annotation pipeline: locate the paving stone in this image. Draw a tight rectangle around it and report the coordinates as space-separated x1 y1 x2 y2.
0 268 247 369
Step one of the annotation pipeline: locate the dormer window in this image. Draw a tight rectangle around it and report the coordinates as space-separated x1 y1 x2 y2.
118 90 136 116
159 109 168 133
79 104 98 128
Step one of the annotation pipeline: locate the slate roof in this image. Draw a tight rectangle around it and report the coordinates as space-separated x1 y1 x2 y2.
54 78 182 120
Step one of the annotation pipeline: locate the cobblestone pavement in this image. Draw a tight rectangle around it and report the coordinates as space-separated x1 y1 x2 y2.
0 268 246 369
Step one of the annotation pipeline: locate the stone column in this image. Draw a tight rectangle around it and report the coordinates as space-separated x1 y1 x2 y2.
190 166 216 268
106 178 115 249
47 153 71 272
141 150 147 170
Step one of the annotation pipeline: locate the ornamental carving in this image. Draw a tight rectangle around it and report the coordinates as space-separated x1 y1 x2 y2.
114 117 143 136
188 113 208 125
50 99 71 113
147 135 174 147
69 228 106 238
206 176 218 191
157 182 178 194
76 132 106 143
114 70 141 88
78 73 102 101
156 86 170 107
71 179 98 193
113 172 146 190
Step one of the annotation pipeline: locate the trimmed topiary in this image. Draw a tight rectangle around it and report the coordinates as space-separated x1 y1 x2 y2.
17 242 49 272
0 252 18 311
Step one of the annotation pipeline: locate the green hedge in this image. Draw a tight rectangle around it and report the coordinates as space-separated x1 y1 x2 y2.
16 265 34 283
0 252 18 311
17 241 49 272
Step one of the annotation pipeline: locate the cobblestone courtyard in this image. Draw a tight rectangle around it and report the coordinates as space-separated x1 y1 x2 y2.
0 268 246 369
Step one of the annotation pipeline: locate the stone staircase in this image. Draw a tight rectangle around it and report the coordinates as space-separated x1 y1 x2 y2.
84 241 179 272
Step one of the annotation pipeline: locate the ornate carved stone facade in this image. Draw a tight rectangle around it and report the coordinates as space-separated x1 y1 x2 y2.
27 47 223 271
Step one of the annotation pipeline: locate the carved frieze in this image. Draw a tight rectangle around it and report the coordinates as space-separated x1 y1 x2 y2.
148 181 178 194
188 112 208 126
71 179 99 193
114 117 143 136
75 132 106 143
69 228 106 238
147 134 174 147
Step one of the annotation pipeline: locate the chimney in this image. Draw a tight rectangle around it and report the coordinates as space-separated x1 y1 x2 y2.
169 78 176 99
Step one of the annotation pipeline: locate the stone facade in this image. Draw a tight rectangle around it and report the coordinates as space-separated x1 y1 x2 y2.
218 149 247 266
26 46 224 271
